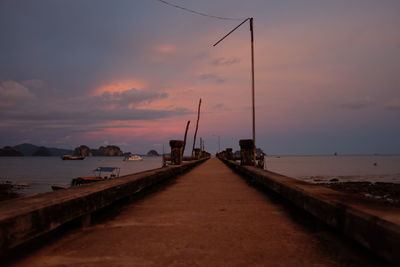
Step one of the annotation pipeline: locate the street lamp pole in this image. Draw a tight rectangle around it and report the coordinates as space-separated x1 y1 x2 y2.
213 17 256 150
250 18 255 146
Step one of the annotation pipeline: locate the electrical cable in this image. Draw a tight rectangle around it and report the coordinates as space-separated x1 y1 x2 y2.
155 0 244 21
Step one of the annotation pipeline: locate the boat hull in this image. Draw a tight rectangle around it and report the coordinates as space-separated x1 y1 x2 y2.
61 155 85 160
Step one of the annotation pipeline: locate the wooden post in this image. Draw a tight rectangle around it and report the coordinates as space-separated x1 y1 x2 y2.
169 140 184 165
162 144 166 167
257 153 265 169
226 148 233 160
239 139 255 166
182 120 190 157
193 148 201 160
192 99 202 156
200 137 204 158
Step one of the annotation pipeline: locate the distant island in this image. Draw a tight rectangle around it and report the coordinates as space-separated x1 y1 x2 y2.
0 143 161 157
74 145 124 156
146 150 160 157
0 144 71 157
0 143 124 157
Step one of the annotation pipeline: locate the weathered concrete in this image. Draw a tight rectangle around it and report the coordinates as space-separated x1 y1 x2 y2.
0 158 208 254
12 158 382 266
219 157 400 265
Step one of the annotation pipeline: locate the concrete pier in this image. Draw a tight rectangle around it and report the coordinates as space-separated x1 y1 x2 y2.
11 158 382 266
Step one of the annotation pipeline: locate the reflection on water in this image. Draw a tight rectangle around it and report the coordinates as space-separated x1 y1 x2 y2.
0 156 163 195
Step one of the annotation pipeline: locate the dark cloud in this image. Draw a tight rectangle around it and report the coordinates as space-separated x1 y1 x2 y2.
212 57 241 66
0 80 189 125
0 80 35 101
101 89 168 108
340 98 373 110
197 73 225 84
0 0 151 95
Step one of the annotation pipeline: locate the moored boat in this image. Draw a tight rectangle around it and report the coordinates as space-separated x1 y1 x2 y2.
51 167 120 190
123 154 143 161
51 185 67 191
61 155 85 160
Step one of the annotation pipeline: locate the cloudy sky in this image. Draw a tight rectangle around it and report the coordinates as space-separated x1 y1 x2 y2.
0 0 399 155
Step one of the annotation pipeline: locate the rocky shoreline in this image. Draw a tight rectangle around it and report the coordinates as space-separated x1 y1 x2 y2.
321 182 400 208
0 182 22 201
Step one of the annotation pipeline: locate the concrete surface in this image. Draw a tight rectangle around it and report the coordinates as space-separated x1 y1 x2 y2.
10 158 383 266
0 159 207 253
219 157 400 264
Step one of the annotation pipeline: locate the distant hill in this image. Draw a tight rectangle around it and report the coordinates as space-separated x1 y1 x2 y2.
147 150 160 157
73 145 92 157
48 147 73 156
2 143 127 157
32 146 52 156
13 143 73 156
92 145 123 156
0 146 23 156
14 143 37 156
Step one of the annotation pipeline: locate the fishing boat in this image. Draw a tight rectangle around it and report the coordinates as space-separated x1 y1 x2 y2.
61 155 85 160
123 154 143 161
51 167 120 190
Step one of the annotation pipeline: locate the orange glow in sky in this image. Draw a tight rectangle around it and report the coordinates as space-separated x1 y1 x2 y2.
93 79 148 96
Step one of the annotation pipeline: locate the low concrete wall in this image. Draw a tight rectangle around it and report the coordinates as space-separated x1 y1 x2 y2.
219 158 400 265
0 158 208 254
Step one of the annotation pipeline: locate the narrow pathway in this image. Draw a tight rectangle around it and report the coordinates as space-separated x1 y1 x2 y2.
15 158 378 266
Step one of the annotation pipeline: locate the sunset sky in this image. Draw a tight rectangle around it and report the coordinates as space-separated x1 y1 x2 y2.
1 0 399 155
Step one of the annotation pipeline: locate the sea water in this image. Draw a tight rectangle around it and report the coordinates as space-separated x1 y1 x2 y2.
0 156 163 195
1 155 400 195
265 155 400 183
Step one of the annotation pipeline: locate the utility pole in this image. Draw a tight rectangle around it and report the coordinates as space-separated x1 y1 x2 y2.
250 18 255 146
213 17 256 153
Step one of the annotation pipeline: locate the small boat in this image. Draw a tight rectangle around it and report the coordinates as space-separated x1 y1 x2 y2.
61 155 85 160
71 167 120 186
123 154 143 161
51 167 120 190
51 185 68 191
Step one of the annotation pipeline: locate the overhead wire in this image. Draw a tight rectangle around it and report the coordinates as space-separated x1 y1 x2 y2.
155 0 245 21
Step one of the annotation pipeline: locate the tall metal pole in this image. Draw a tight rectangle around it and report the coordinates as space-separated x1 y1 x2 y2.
250 18 255 148
213 17 256 156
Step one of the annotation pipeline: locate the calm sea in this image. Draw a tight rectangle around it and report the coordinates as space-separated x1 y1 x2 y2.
265 155 400 183
0 156 163 195
1 155 400 195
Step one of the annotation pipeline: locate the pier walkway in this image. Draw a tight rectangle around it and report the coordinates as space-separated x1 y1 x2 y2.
14 158 378 266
